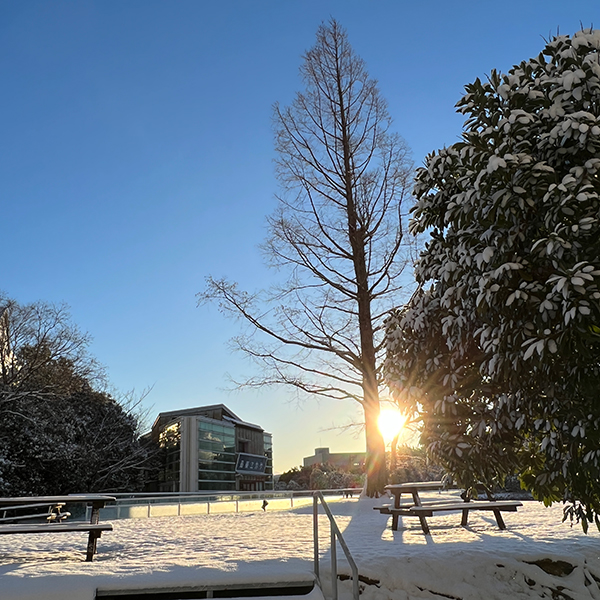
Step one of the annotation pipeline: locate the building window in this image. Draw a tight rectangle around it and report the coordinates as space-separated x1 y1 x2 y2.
197 419 236 490
198 481 235 491
263 433 273 490
158 421 181 492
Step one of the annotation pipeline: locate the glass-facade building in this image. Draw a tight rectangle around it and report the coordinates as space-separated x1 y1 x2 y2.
152 404 273 492
197 418 236 490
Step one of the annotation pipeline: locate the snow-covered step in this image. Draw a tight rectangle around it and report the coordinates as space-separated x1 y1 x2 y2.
95 572 324 600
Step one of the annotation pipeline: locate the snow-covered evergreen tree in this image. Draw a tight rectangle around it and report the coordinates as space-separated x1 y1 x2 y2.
385 30 600 529
0 294 154 495
0 384 152 495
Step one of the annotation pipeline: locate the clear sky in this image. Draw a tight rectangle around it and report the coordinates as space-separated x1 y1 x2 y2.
1 0 596 473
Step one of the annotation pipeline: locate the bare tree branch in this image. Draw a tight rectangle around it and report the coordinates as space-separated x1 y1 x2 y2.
199 19 417 495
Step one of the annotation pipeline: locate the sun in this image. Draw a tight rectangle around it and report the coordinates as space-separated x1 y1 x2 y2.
377 408 407 443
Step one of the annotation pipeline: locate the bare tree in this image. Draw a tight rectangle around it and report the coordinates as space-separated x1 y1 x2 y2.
0 293 105 391
201 19 413 495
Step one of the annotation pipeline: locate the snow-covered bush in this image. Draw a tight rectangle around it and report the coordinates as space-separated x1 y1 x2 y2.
279 464 362 490
0 385 153 495
0 294 154 495
385 30 600 529
389 451 444 485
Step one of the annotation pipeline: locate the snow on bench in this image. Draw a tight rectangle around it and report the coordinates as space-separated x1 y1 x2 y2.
0 495 115 561
0 522 113 561
375 500 523 535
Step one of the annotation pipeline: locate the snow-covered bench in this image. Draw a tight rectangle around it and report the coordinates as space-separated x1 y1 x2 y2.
0 522 113 561
0 495 115 561
375 499 523 535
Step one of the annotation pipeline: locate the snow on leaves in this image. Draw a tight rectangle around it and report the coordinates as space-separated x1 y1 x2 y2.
385 29 600 526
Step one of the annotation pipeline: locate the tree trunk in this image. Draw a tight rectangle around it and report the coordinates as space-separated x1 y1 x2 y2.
333 48 388 496
364 399 386 496
391 432 400 473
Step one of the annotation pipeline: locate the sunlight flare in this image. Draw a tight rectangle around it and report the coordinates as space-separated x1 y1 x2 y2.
377 407 407 444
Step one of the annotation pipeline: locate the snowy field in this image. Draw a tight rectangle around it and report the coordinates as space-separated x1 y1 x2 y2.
1 491 599 600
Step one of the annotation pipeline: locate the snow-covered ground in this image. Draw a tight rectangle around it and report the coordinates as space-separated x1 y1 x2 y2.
1 491 599 600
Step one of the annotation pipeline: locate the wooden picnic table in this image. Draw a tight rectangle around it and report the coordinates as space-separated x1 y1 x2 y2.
385 481 445 508
0 495 115 561
375 481 522 535
382 481 444 531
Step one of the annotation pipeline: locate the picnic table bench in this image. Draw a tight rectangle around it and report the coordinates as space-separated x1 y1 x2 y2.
0 495 115 561
374 481 522 535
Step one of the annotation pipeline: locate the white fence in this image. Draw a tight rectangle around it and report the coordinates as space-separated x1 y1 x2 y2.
86 488 359 520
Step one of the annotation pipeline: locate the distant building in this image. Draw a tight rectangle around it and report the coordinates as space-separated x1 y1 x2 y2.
151 404 273 492
303 447 365 470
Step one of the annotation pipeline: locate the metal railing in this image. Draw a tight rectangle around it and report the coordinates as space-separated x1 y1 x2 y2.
80 487 361 600
85 488 360 521
313 491 359 600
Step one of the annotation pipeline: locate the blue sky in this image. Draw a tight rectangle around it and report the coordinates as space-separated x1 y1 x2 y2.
1 0 597 472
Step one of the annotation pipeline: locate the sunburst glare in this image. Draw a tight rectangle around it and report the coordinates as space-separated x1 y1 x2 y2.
377 408 407 444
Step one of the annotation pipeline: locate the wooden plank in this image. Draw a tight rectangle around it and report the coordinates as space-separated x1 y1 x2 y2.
385 481 443 492
382 505 520 516
387 508 425 516
0 513 56 523
409 501 522 515
0 523 112 535
0 495 115 508
0 502 64 512
418 499 468 507
377 499 467 511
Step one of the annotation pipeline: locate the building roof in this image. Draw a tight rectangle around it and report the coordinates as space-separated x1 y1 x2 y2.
151 403 265 434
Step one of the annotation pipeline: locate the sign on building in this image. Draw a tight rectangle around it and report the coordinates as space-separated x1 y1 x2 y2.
236 453 267 475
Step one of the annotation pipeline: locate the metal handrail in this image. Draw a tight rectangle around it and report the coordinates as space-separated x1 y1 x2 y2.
107 487 360 502
313 491 359 600
84 488 361 521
